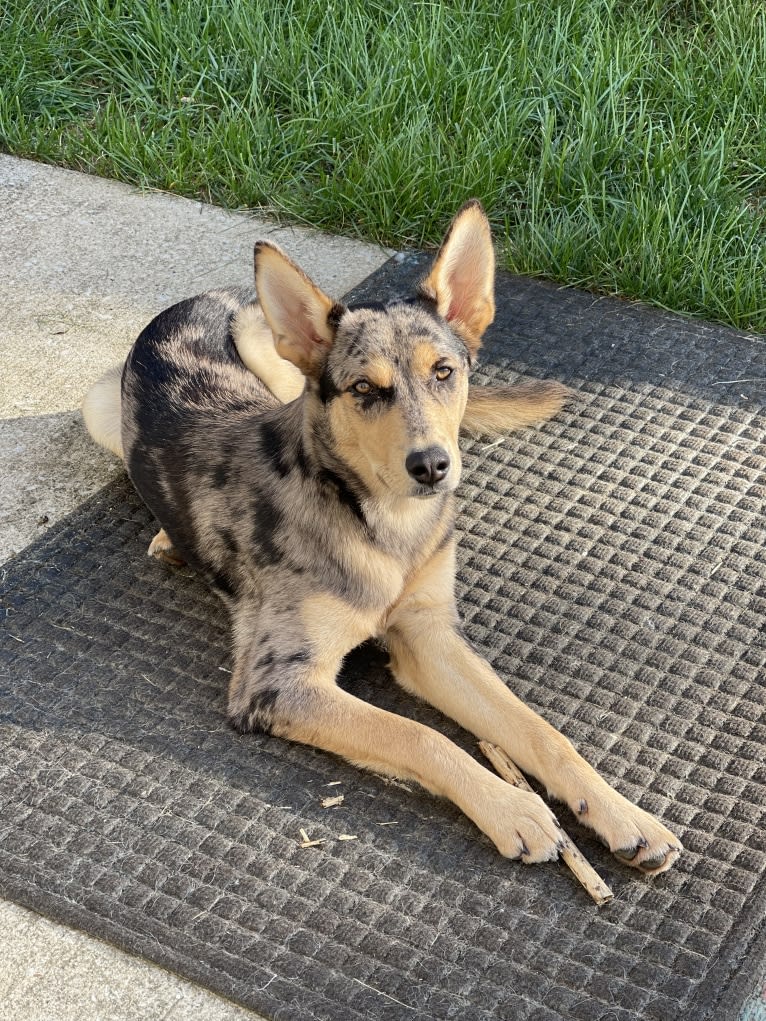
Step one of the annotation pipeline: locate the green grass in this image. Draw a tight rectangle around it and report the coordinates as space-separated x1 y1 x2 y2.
2 0 765 329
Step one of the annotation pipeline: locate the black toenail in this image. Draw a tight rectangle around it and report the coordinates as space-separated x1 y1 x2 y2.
639 853 668 871
615 846 642 862
578 799 588 815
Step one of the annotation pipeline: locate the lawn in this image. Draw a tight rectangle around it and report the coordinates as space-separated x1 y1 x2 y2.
2 0 765 330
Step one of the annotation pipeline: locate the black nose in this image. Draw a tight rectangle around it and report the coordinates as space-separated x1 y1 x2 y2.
405 446 450 487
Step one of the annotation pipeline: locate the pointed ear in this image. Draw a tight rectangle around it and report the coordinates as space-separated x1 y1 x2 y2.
254 241 344 378
419 199 495 358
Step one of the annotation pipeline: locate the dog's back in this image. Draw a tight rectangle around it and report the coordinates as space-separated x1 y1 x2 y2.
120 288 281 591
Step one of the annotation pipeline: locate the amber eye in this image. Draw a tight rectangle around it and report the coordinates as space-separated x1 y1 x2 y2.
434 365 453 382
351 380 373 395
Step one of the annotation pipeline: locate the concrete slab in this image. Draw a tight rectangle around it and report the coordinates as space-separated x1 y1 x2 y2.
0 154 389 560
0 900 255 1021
0 154 389 1021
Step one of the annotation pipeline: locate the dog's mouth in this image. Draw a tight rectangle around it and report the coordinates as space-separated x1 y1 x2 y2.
410 479 455 500
372 463 460 501
373 471 452 501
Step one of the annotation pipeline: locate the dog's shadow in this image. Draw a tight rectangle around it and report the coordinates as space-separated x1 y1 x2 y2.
4 473 622 896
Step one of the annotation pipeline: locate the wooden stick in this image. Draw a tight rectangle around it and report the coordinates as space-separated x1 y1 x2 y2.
479 741 614 907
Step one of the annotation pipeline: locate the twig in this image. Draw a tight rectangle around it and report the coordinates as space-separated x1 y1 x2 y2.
321 794 344 808
479 741 613 907
298 828 325 848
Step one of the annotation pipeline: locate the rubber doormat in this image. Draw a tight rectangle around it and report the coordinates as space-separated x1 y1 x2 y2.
2 256 765 1021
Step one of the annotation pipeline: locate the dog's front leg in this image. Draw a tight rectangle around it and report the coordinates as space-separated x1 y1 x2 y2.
386 560 682 874
225 600 566 863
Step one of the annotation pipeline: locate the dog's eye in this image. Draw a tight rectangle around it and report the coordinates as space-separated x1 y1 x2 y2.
434 365 453 382
351 380 373 395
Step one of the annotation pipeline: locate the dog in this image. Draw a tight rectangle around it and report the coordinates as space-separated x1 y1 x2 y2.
83 200 682 873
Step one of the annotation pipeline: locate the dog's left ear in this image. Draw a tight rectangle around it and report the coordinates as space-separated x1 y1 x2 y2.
419 199 495 359
254 241 344 378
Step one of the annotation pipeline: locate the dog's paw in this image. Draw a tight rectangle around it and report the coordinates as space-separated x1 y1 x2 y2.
571 790 682 875
481 784 566 864
147 528 185 566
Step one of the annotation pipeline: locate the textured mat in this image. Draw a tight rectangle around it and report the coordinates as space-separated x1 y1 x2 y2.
2 256 766 1021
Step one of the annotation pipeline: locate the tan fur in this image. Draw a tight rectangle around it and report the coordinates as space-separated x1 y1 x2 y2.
282 680 564 860
232 302 305 403
461 380 573 437
230 322 572 439
147 527 185 566
411 340 442 377
327 348 468 500
82 364 124 459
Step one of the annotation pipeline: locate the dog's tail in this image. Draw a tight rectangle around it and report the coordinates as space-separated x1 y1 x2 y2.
82 364 124 459
461 380 572 437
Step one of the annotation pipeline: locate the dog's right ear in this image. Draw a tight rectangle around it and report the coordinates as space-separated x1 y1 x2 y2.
254 241 344 378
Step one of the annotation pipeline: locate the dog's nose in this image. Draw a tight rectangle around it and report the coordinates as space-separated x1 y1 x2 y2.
405 446 450 487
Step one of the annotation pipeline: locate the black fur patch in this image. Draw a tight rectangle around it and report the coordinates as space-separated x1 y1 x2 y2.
219 528 239 555
250 492 283 567
327 302 347 329
318 366 341 404
318 468 367 526
358 384 395 410
209 566 237 598
259 419 291 478
229 687 280 734
212 463 230 489
255 651 276 671
281 650 310 665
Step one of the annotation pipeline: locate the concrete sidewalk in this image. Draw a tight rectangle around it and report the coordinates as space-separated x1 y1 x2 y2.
0 155 388 1021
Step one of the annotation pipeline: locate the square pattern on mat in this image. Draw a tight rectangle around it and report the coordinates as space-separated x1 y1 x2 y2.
2 259 766 1021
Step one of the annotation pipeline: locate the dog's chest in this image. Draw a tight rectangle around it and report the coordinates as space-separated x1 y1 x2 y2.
358 499 451 605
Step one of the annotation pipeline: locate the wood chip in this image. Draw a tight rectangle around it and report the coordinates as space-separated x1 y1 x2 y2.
298 828 325 848
338 834 358 841
321 794 345 808
381 777 413 792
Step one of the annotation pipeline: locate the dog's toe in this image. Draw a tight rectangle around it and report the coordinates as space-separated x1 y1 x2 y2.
147 528 185 566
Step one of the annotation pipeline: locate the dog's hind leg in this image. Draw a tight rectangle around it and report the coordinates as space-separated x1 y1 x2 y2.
231 303 305 403
385 546 683 875
225 598 565 863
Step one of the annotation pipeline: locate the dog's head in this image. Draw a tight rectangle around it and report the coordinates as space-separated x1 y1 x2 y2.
254 201 495 500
